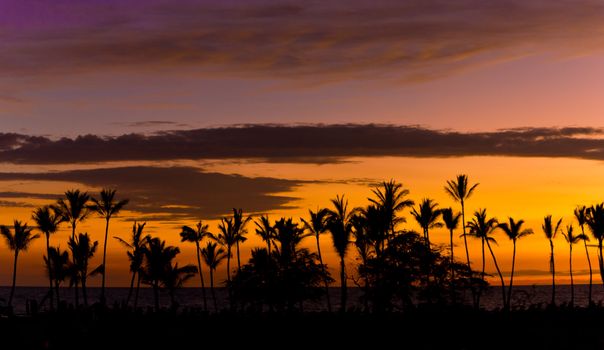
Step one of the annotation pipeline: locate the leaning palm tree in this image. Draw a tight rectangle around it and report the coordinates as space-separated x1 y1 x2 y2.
368 180 414 246
445 175 479 272
141 237 180 311
216 217 236 283
32 205 63 310
575 205 593 305
326 194 354 312
561 224 588 307
542 215 562 306
0 220 40 308
231 208 252 274
90 188 129 306
114 222 149 308
201 241 227 311
497 217 533 310
410 198 442 250
586 203 604 287
180 221 211 312
44 246 70 307
68 232 99 307
441 208 461 279
301 208 332 312
466 209 505 309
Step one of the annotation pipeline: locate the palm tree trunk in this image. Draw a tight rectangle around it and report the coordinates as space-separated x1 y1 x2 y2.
226 248 232 282
550 240 556 305
461 201 476 309
507 240 517 311
569 244 574 307
236 240 242 273
8 250 19 307
340 257 347 312
100 217 110 306
134 273 141 309
125 271 136 307
82 275 88 306
195 241 208 312
598 239 604 286
46 233 54 311
210 269 217 312
449 229 455 280
425 228 431 251
316 234 332 312
486 240 506 310
583 237 593 305
477 238 485 308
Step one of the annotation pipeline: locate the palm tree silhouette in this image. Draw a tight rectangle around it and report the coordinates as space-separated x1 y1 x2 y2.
141 237 180 311
216 217 236 284
90 188 129 307
497 217 533 310
161 262 197 310
55 189 90 306
201 241 227 311
445 175 479 273
369 180 414 247
467 209 505 309
68 232 99 307
411 198 442 250
301 208 332 312
586 204 604 287
232 208 252 274
0 220 40 308
441 208 461 279
542 215 562 306
574 205 593 305
44 246 70 307
180 221 211 312
114 222 149 308
327 195 354 312
255 215 274 256
561 224 588 307
32 205 63 310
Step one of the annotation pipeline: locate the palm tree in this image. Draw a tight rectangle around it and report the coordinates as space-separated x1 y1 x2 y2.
497 217 533 310
216 217 236 284
368 180 414 246
561 224 588 307
326 194 354 312
32 205 63 310
201 241 227 311
445 175 479 272
68 232 99 307
586 203 604 287
0 220 40 308
161 262 197 310
114 222 149 308
410 198 442 250
55 189 90 305
232 208 252 274
141 237 180 311
575 205 593 305
441 208 461 279
466 209 505 309
180 221 211 312
542 215 562 306
90 188 129 306
301 208 332 312
255 215 274 256
44 246 70 307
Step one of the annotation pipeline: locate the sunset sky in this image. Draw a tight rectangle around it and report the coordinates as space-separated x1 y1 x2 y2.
2 0 604 287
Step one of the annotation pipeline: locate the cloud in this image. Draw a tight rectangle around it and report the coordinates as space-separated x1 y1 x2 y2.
2 0 604 81
0 166 302 219
2 124 604 164
112 120 191 128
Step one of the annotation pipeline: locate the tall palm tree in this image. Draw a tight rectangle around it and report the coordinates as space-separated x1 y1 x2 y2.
575 205 593 305
232 208 252 274
586 203 604 287
466 209 505 309
32 205 63 310
410 198 442 250
90 188 129 306
0 220 40 308
44 246 70 307
216 217 237 284
542 215 562 306
180 221 211 312
141 237 180 311
497 217 533 310
368 180 414 245
201 241 227 311
114 222 149 308
445 175 479 272
441 208 461 279
161 262 198 310
255 215 274 256
561 224 588 307
301 208 332 312
326 194 354 312
55 189 90 305
68 232 99 307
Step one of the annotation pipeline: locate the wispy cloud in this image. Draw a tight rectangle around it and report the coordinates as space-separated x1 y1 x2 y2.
2 124 604 164
2 0 604 82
